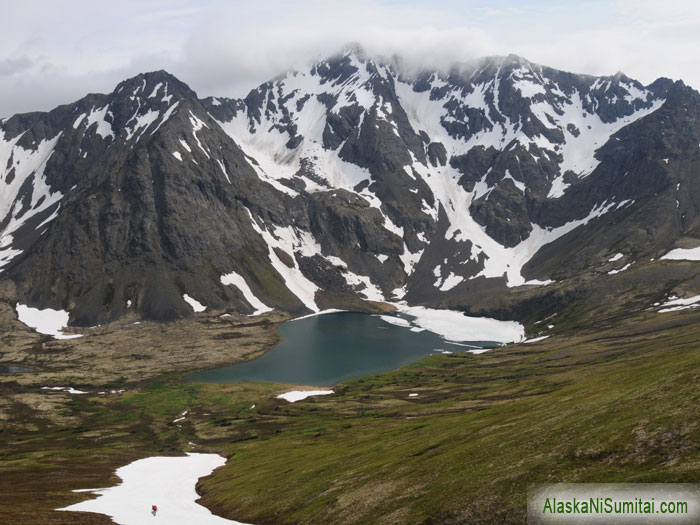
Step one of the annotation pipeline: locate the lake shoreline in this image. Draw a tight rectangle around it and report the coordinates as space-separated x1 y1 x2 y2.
187 309 521 387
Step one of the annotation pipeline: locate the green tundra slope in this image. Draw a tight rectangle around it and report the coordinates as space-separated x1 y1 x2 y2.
193 309 700 524
1 292 699 524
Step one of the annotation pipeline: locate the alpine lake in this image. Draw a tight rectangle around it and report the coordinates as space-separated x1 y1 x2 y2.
187 312 502 387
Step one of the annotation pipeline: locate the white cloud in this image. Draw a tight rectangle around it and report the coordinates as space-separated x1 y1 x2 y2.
1 0 699 117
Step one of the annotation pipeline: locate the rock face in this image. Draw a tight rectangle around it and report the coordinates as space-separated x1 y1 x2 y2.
2 49 700 325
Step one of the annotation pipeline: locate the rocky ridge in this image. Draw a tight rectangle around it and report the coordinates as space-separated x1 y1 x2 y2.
2 48 699 326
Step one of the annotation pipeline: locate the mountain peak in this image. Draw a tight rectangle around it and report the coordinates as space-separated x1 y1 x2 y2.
112 70 197 102
611 70 631 82
341 42 368 59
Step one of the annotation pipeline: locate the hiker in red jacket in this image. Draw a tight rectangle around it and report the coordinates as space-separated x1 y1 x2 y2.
152 504 158 516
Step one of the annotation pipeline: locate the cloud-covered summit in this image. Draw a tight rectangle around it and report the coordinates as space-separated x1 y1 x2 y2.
1 0 699 118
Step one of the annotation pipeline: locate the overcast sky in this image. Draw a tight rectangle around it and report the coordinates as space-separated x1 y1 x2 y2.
1 0 699 117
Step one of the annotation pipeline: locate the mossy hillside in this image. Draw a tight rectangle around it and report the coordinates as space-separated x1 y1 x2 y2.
195 310 700 524
1 308 699 524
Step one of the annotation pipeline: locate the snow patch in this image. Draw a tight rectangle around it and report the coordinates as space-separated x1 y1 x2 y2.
161 83 173 104
216 159 231 183
150 101 180 136
439 273 464 291
220 270 272 315
277 390 333 402
340 268 384 301
16 304 82 340
147 82 163 99
608 263 631 275
85 106 114 140
399 245 423 276
42 386 88 394
182 294 206 312
290 309 345 322
188 110 211 158
522 335 550 344
377 315 411 328
661 246 700 261
512 75 546 98
502 170 525 193
394 304 524 343
126 109 160 141
658 294 700 313
73 113 87 129
173 410 188 423
178 139 192 153
59 453 247 524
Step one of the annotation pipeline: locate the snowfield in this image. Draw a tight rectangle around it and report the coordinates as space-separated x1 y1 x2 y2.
60 453 249 524
374 307 524 344
661 246 700 261
394 304 525 343
15 304 82 340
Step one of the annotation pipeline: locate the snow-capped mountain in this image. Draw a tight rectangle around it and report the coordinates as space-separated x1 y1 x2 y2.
2 48 699 325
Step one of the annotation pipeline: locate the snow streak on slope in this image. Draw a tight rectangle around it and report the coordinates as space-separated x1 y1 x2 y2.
395 69 664 198
75 81 182 145
0 130 63 271
183 294 207 312
85 106 114 140
396 75 515 155
125 109 159 141
407 152 616 286
220 269 273 315
213 56 377 197
245 207 320 312
150 101 180 135
215 114 300 196
534 96 665 197
243 206 385 307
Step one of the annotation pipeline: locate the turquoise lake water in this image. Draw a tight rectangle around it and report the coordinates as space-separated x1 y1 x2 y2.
187 312 499 386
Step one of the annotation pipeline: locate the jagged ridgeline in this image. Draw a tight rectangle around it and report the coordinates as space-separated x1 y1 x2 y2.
1 48 700 325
